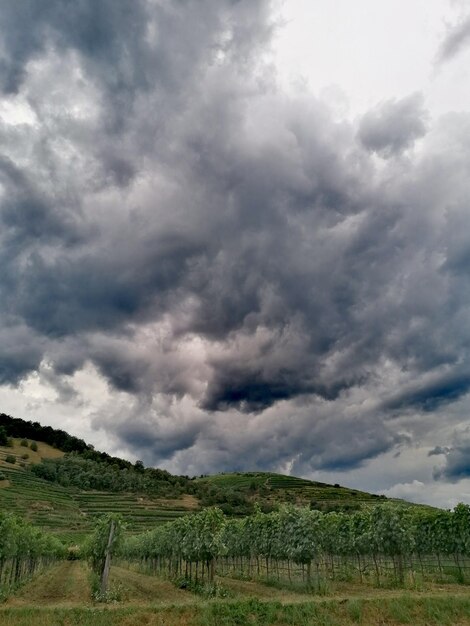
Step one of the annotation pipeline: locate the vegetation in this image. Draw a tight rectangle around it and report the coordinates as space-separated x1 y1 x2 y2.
1 414 411 523
31 454 187 497
82 514 125 600
0 427 7 447
0 513 66 599
123 503 470 589
0 465 195 539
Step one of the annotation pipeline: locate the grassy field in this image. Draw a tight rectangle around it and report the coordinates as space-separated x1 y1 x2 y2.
1 561 470 625
0 438 64 467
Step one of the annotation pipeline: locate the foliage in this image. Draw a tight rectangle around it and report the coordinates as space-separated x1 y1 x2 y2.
5 455 15 464
31 454 187 496
122 503 470 589
82 514 125 576
0 426 7 446
0 513 66 597
0 413 89 454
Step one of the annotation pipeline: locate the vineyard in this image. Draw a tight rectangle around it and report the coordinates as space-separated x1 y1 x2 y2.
122 503 470 589
0 513 66 599
1 423 470 624
2 504 470 625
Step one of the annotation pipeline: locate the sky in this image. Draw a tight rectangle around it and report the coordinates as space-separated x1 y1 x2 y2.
1 0 470 509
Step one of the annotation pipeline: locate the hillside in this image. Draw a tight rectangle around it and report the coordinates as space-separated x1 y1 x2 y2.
0 414 426 544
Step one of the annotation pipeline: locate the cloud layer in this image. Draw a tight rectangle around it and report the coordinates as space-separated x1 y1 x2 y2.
1 0 470 493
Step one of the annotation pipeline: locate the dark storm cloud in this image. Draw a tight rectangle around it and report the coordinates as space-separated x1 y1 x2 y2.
428 445 449 456
437 14 470 63
382 370 470 413
358 94 428 157
1 0 470 475
433 430 470 481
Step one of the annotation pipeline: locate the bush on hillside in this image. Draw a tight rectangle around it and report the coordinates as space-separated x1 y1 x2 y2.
30 441 38 452
5 455 16 464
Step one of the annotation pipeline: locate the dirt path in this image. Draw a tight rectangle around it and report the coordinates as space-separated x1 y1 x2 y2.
110 565 193 605
6 561 90 607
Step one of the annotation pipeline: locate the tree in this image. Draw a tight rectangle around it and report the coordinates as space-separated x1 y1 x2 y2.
0 426 8 446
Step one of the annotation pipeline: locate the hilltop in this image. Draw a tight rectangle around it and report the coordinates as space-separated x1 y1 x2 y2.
0 413 422 543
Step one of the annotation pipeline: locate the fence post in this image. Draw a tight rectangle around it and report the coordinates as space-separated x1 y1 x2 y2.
100 519 116 596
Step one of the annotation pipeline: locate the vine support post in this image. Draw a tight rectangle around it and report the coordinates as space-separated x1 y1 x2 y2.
100 519 115 596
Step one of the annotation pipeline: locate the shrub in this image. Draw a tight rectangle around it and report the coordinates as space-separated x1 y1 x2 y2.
20 439 28 447
0 471 6 480
30 441 38 452
5 455 16 464
21 453 29 460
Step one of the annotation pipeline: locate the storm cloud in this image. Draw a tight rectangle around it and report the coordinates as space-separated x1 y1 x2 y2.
1 0 470 485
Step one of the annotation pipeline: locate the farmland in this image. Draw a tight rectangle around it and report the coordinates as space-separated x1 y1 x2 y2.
0 460 197 542
1 560 470 625
1 421 470 625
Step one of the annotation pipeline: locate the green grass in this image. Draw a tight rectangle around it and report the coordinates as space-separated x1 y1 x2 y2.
1 596 470 625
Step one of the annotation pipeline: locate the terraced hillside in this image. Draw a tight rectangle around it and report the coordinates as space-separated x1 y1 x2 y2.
0 460 199 544
196 471 388 509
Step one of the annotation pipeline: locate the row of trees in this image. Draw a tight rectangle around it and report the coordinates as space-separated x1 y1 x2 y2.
0 414 88 454
31 454 188 497
0 513 66 597
121 504 470 587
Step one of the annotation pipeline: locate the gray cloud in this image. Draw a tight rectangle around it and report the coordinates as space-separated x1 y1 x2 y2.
433 429 470 481
0 0 470 477
358 94 428 157
437 14 470 63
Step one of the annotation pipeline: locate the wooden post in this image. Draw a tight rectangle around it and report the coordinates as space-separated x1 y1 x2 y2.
100 519 115 596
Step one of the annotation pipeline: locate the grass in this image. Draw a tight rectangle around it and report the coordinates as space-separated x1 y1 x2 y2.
0 439 64 467
2 562 470 625
1 596 470 625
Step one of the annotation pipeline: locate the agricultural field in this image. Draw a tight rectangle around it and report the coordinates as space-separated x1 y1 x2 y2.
1 425 470 624
197 472 388 508
2 559 470 625
0 465 198 541
0 440 199 541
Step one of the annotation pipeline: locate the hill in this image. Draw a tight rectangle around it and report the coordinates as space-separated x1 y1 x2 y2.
0 413 426 543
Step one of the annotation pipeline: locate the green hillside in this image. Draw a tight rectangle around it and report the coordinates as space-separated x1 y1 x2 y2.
0 414 428 544
196 471 388 510
0 460 198 544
